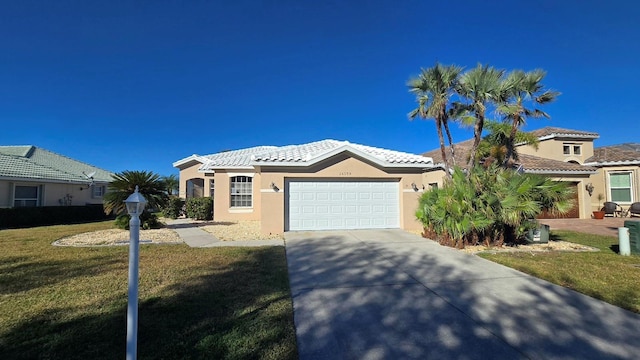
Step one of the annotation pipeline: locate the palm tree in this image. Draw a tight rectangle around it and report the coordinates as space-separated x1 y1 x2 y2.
103 170 169 215
498 69 560 167
161 174 179 196
408 63 463 174
455 64 505 170
477 121 540 167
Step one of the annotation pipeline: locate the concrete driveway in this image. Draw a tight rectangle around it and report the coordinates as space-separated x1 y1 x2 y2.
285 230 640 359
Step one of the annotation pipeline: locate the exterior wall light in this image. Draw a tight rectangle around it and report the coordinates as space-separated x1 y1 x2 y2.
123 185 147 360
585 183 594 196
411 182 419 192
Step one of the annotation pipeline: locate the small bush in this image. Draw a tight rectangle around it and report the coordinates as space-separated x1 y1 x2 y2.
114 211 161 230
185 197 213 220
162 197 185 219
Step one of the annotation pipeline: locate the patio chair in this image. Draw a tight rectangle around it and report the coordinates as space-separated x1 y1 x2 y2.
602 202 622 217
629 202 640 217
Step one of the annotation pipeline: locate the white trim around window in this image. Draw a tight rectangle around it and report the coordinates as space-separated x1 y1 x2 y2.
230 175 253 208
608 171 634 204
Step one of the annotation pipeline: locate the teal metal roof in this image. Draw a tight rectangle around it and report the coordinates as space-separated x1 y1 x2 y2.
0 146 113 183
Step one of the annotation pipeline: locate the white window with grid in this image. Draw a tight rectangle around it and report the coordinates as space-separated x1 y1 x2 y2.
609 172 633 203
230 176 252 207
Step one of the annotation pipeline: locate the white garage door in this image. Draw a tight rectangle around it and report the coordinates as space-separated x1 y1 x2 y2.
287 181 400 231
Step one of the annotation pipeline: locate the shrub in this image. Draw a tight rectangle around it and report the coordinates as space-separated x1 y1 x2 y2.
114 211 161 230
162 197 185 219
0 205 112 229
416 165 574 247
185 197 213 220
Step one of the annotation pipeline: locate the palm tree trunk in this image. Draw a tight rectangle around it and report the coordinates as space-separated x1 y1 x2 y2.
503 116 520 168
466 109 485 171
443 119 456 166
436 120 451 179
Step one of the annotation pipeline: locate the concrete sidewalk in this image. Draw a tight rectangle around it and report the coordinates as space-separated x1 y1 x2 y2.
285 229 640 359
166 219 284 247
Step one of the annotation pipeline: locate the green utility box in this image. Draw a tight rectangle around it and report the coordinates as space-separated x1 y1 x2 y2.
624 220 640 254
526 223 550 244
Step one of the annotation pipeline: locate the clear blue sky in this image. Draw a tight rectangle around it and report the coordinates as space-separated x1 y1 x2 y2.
1 1 638 176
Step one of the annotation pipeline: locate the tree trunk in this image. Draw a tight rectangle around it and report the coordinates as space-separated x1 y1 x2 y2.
443 120 456 166
466 106 485 171
435 119 451 179
503 115 520 168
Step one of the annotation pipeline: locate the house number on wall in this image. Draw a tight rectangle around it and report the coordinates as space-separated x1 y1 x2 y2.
339 172 351 176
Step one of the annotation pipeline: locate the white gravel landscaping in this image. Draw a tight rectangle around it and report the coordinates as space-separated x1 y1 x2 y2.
53 228 183 247
200 220 284 241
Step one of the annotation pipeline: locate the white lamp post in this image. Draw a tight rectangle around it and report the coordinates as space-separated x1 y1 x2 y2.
124 186 147 360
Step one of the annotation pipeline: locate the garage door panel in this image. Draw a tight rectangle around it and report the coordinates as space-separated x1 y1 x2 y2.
288 181 399 231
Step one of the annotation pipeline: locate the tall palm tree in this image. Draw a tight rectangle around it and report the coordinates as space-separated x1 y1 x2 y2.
455 64 505 170
498 69 560 167
103 170 169 215
161 174 179 196
408 63 463 175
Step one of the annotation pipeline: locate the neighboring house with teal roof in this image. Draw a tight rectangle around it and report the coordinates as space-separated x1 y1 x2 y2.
0 146 113 208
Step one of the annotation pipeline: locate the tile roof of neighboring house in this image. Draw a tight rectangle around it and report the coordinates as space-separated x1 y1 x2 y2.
585 143 640 165
174 140 434 171
422 139 597 174
0 145 113 183
528 126 599 140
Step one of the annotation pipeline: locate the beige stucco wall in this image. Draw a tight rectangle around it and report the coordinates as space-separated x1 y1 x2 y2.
177 163 209 199
518 138 595 164
422 169 447 190
0 180 106 208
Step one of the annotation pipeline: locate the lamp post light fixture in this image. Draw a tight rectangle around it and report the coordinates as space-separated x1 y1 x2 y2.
124 186 147 360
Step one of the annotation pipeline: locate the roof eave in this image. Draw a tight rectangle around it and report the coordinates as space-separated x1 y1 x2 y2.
0 175 110 184
584 160 640 167
172 154 208 168
251 146 433 169
537 134 599 141
525 169 597 175
198 165 254 172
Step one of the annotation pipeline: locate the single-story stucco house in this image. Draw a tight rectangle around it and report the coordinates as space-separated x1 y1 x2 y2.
0 145 112 208
173 140 434 235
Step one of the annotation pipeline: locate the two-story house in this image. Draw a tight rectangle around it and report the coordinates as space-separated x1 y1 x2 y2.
422 127 640 219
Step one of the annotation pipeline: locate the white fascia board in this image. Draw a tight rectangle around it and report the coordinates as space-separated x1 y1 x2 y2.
199 165 254 172
251 146 433 169
172 154 208 168
584 160 640 167
536 133 599 142
0 176 94 185
525 169 597 175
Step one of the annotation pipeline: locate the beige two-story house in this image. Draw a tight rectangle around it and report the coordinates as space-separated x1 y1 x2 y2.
423 127 640 218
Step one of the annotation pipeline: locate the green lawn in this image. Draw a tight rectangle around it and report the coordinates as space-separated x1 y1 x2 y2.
480 230 640 313
0 221 298 359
